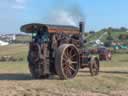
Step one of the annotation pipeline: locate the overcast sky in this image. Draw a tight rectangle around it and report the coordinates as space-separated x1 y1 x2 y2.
0 0 128 34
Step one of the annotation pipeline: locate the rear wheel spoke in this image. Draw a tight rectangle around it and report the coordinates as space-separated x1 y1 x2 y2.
64 66 72 77
71 61 77 64
69 65 76 72
70 53 77 60
69 48 74 56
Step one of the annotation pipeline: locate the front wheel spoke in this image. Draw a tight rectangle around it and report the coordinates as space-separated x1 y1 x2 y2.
92 65 97 73
93 63 97 69
93 68 96 72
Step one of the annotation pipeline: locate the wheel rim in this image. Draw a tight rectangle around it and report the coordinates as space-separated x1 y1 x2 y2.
62 46 79 78
55 44 80 79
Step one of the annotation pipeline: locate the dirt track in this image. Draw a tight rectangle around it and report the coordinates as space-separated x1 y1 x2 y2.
0 81 127 96
0 81 107 96
0 73 127 96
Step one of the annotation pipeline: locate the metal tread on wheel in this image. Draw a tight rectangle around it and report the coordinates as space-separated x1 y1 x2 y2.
55 44 80 80
28 43 43 79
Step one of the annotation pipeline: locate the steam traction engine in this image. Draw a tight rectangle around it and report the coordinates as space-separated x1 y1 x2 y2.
20 22 100 80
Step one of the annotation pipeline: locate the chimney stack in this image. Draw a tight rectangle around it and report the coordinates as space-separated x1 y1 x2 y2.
79 22 84 33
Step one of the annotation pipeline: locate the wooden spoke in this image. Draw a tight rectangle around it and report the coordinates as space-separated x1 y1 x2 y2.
71 61 77 64
68 65 76 72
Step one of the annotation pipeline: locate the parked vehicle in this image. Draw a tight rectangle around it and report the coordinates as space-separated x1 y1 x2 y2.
98 47 112 61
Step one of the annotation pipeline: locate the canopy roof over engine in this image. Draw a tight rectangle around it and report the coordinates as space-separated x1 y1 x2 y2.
20 23 80 34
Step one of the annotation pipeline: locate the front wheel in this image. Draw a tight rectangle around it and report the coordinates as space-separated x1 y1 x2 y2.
89 57 100 76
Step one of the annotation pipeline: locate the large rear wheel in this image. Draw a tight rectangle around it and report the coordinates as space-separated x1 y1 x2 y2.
55 44 80 80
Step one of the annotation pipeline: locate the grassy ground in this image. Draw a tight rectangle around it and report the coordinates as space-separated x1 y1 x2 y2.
16 35 31 43
0 44 128 96
0 44 28 61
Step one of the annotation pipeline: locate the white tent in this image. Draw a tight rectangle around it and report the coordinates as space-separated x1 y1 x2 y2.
0 40 9 46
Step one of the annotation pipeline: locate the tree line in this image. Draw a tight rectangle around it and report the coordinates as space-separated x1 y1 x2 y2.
100 27 128 32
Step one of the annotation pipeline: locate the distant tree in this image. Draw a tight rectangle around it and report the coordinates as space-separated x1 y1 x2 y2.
104 41 112 47
120 27 127 32
107 35 114 41
108 27 113 32
101 28 107 32
89 31 95 34
107 28 113 40
100 27 128 33
84 33 88 36
119 34 128 40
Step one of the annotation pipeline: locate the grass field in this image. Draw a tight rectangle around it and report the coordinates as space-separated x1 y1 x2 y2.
0 44 128 96
16 35 32 43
